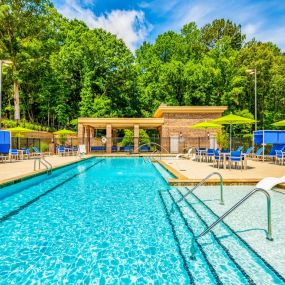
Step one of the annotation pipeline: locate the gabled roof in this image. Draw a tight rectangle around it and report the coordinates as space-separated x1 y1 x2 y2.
153 105 228 118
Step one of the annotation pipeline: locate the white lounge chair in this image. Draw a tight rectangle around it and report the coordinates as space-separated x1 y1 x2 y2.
78 144 86 158
256 175 285 191
176 148 193 160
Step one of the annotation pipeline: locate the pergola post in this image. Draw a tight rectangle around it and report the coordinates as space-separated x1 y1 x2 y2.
78 123 84 145
106 124 112 153
134 124 139 153
86 126 90 153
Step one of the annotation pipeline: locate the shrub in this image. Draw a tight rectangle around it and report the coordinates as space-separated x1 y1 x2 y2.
121 129 151 146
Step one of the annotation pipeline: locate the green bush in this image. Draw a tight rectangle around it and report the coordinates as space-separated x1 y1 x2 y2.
216 129 229 150
40 141 49 152
121 129 151 146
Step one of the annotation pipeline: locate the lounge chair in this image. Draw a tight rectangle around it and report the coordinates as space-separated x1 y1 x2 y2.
275 150 285 165
253 147 264 160
176 148 193 159
32 146 43 157
235 146 243 152
9 149 19 161
228 151 243 170
78 144 86 157
261 145 285 161
242 146 253 155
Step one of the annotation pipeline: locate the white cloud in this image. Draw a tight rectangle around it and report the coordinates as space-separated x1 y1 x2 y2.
57 0 151 51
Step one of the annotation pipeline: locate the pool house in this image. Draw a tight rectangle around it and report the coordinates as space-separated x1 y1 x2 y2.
77 105 227 153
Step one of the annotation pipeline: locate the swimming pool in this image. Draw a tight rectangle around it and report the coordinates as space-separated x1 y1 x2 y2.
0 158 284 284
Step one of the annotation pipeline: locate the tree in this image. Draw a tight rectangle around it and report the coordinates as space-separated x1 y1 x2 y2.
201 19 245 50
0 0 53 120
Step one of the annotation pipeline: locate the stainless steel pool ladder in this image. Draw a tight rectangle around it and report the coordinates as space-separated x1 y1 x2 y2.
196 187 273 241
171 172 224 214
33 157 53 174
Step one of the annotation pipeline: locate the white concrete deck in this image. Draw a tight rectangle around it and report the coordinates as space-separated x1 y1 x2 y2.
162 157 285 184
0 155 86 184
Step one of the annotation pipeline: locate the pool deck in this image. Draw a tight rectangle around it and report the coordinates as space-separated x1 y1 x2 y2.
160 158 285 188
0 155 93 186
1 154 284 189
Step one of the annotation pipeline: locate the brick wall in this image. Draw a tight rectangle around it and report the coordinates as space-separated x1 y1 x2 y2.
161 113 222 137
160 112 222 152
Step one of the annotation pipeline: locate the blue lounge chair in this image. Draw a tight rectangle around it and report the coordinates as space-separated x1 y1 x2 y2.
253 147 264 160
235 146 243 152
242 146 253 156
265 145 285 161
229 151 243 170
32 146 43 157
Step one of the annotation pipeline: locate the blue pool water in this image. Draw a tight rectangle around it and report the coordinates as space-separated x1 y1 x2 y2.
0 158 284 284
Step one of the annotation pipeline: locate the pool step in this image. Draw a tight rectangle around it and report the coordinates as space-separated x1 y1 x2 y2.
159 190 219 285
175 187 285 285
168 190 252 285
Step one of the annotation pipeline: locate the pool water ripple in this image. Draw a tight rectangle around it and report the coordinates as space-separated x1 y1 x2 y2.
0 158 189 284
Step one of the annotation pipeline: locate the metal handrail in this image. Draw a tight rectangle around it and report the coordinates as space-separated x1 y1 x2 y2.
136 142 170 155
171 172 224 215
42 157 53 172
196 187 273 241
33 157 52 174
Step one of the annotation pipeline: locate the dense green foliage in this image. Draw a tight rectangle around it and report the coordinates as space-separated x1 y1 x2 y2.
1 1 284 132
121 129 150 146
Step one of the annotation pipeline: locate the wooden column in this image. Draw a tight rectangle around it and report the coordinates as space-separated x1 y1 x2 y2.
134 124 139 153
86 126 90 153
78 123 84 145
106 124 112 153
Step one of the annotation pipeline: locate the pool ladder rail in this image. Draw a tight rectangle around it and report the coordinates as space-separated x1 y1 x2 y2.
33 157 53 175
170 171 273 241
170 172 224 214
195 187 273 241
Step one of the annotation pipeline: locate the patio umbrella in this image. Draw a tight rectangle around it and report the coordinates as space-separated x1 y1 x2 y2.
189 122 221 149
53 129 76 135
272 120 285 127
212 114 255 151
7 126 35 133
6 127 35 149
189 121 222 129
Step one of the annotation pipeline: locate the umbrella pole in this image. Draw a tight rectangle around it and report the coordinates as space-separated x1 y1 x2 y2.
230 124 232 152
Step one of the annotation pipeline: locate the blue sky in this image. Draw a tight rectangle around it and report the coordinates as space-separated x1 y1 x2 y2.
53 0 285 51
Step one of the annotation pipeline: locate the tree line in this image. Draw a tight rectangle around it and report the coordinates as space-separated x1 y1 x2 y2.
0 0 284 131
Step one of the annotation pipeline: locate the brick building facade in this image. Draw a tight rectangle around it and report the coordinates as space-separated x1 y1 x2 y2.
78 105 227 153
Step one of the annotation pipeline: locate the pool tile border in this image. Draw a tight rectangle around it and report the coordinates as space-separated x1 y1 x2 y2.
0 155 95 189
